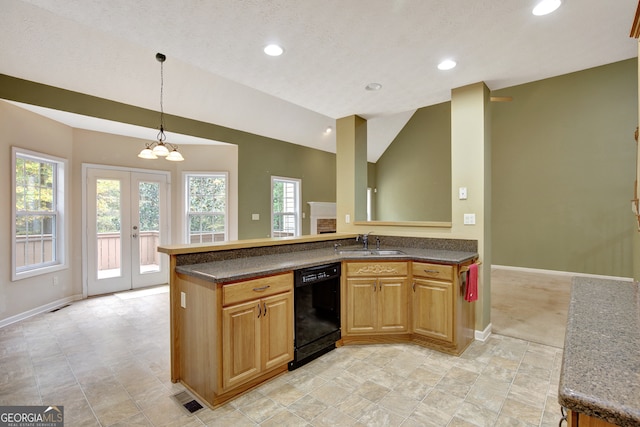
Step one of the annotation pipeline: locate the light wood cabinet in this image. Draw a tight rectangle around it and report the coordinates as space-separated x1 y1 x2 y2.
221 275 293 392
412 278 453 342
345 262 409 335
222 291 293 391
174 271 293 408
412 262 454 342
411 261 475 355
568 410 619 427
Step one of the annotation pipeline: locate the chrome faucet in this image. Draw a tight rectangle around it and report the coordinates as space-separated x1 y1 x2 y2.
356 232 374 249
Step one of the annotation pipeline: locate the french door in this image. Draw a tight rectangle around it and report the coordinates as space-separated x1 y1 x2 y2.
84 166 169 296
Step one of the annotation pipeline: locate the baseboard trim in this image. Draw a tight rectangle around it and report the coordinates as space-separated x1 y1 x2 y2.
475 323 492 342
0 294 83 329
491 265 633 282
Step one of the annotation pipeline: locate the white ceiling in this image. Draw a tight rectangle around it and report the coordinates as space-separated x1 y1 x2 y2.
1 0 638 161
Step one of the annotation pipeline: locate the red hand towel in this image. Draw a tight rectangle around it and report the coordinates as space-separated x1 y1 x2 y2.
465 263 478 302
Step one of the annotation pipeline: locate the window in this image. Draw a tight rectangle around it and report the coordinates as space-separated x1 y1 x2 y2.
271 176 301 237
12 148 67 280
185 173 228 243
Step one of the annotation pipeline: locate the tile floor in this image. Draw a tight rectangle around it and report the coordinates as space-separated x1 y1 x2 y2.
0 286 565 427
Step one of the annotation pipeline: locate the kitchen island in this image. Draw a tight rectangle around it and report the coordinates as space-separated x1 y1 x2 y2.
558 277 640 426
158 234 479 408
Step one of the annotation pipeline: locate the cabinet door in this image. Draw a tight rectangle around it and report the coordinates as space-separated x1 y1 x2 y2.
346 277 377 334
261 291 294 371
413 278 453 342
378 277 409 333
222 299 261 390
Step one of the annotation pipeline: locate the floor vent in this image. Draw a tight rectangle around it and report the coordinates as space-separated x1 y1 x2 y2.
50 304 70 313
172 390 204 415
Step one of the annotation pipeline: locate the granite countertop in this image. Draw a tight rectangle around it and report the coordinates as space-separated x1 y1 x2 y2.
558 277 640 426
175 246 477 283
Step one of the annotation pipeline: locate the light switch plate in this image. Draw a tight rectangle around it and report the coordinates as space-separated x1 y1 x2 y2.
251 213 260 220
345 214 351 224
464 213 476 225
180 292 186 308
459 187 467 200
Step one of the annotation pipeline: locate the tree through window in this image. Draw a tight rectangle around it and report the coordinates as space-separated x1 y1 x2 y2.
271 176 301 237
13 148 66 279
185 173 227 243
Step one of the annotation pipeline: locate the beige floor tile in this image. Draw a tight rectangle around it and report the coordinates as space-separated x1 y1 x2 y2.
287 394 329 422
107 412 154 427
309 380 351 406
237 395 285 423
407 401 454 426
355 405 406 426
264 381 306 407
261 409 310 426
311 406 358 427
500 397 544 426
454 400 499 426
204 409 257 426
377 390 420 417
354 380 390 403
335 394 377 420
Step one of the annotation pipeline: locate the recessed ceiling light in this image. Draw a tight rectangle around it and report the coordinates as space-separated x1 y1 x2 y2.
437 59 457 71
264 44 284 56
532 0 561 16
365 83 382 91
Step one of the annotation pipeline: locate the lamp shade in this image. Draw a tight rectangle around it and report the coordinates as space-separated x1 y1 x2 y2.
138 148 158 159
166 149 185 161
152 143 170 157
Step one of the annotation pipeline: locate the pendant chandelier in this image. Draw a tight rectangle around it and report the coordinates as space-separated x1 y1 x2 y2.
138 53 184 161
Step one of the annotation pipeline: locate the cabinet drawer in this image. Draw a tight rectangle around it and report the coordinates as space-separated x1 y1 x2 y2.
345 262 407 277
412 262 453 281
222 272 293 306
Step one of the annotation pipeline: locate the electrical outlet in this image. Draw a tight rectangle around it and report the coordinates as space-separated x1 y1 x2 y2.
52 276 59 286
464 213 476 225
180 292 186 308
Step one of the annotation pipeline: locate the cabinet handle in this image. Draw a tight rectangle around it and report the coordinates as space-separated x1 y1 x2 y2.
257 303 261 318
253 285 271 292
423 269 440 274
263 302 268 317
412 282 416 292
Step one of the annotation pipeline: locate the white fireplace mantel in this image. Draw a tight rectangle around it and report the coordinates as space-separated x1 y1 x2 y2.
308 202 336 234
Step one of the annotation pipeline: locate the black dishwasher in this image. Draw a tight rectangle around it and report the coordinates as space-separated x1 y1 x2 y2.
289 263 341 370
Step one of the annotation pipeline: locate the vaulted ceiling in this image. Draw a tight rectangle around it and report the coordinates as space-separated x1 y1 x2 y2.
1 0 638 161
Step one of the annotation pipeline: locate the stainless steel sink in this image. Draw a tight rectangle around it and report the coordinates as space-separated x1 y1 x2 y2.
338 249 405 256
371 250 405 255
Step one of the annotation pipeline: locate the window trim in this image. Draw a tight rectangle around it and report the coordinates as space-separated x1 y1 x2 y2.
12 147 68 281
271 176 302 238
183 171 229 244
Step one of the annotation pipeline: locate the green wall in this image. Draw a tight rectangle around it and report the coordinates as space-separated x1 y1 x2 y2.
0 74 336 240
491 59 638 276
372 102 452 221
237 137 336 238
